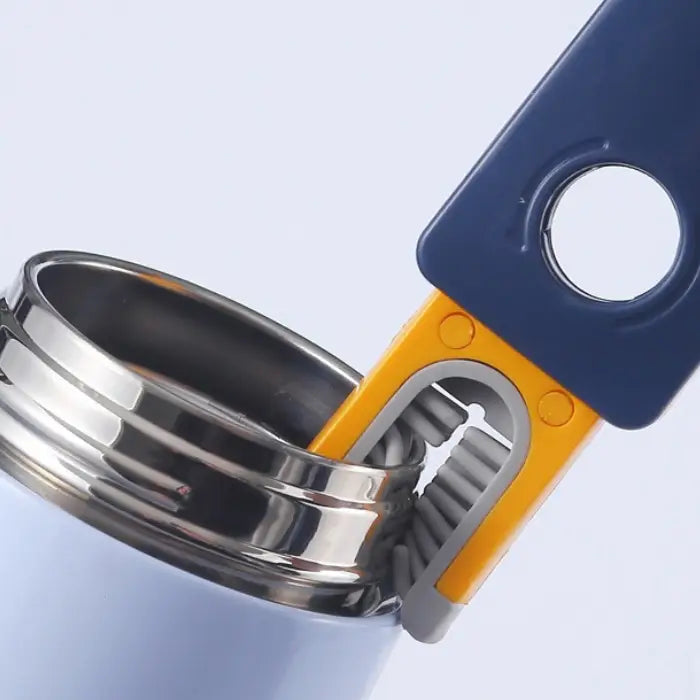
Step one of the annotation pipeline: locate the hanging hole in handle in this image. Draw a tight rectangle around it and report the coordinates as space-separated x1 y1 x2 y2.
543 165 681 302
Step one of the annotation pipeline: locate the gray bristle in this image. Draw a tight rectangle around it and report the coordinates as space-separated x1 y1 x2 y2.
422 483 466 525
435 465 483 506
414 496 453 544
398 387 468 447
393 545 412 598
405 530 427 581
413 387 467 433
399 426 510 588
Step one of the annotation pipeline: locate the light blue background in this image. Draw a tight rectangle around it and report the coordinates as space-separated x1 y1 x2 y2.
2 2 699 698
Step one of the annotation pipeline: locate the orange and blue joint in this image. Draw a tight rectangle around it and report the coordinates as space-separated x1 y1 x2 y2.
310 291 600 641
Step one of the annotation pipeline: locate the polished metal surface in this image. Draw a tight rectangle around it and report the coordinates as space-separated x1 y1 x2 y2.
0 251 423 616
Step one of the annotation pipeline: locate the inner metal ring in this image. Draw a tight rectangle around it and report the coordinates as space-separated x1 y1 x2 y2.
0 251 423 616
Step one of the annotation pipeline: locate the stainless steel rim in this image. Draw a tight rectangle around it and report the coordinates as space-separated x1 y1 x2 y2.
0 251 423 616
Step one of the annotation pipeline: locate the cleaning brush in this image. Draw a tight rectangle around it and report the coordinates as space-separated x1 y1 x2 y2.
309 0 700 642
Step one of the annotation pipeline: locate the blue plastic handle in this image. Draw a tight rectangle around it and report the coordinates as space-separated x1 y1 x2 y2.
417 0 700 429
